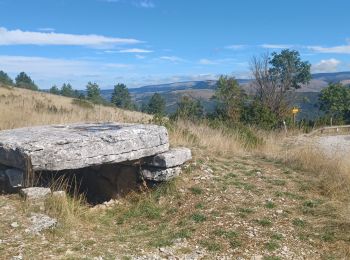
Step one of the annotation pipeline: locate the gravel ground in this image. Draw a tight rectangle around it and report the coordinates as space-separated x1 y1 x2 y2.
316 135 350 158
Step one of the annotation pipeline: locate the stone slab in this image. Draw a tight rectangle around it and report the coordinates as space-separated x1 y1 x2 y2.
141 166 181 182
0 123 169 171
144 147 192 168
20 187 51 201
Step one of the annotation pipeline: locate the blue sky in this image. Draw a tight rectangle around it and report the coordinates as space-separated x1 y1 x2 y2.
0 0 350 89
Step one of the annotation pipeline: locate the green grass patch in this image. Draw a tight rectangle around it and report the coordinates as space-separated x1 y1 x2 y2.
265 241 280 251
195 202 204 209
265 201 276 209
271 233 283 241
292 218 306 228
257 218 272 227
189 186 203 195
190 213 207 223
200 239 222 252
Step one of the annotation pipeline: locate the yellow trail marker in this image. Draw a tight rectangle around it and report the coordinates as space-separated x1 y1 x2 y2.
292 107 299 114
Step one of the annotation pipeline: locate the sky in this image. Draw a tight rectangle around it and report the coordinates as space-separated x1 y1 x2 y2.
0 0 350 89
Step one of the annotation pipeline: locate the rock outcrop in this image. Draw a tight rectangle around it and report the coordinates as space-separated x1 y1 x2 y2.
0 123 169 171
0 122 191 199
141 148 192 181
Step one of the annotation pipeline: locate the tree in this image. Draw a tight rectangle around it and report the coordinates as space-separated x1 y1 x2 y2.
172 96 204 121
86 82 102 103
319 83 350 124
49 85 60 95
0 71 14 86
251 49 311 118
111 83 134 109
213 75 246 121
146 93 166 116
60 83 75 97
241 100 279 129
15 72 38 90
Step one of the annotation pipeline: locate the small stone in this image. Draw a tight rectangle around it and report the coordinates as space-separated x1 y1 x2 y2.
12 254 23 260
52 190 66 199
11 222 19 228
276 209 283 214
28 213 57 234
251 255 263 260
20 187 51 202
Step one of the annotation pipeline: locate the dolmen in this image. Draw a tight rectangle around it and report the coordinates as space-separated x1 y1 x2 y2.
0 123 192 199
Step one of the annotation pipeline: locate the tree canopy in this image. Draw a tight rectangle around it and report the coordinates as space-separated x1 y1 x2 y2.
146 93 166 116
60 83 75 97
172 96 204 121
213 75 246 121
15 72 38 90
251 49 311 118
49 85 61 95
86 82 102 103
0 71 14 86
319 83 350 123
111 83 134 109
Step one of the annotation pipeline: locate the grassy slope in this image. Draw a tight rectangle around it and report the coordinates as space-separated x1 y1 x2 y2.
0 85 349 259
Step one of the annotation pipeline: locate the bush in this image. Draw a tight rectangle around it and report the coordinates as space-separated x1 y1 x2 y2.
241 100 279 129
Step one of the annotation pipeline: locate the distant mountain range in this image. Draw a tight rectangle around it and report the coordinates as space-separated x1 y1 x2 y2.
99 71 350 119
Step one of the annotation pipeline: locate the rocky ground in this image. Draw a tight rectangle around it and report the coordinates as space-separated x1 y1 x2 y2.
316 134 350 157
0 151 349 259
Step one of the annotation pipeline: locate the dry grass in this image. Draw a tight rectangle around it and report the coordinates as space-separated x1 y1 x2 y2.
0 85 150 130
169 120 247 157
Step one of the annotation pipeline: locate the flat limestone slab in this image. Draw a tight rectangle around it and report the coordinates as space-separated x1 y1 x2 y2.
145 147 192 168
0 123 169 171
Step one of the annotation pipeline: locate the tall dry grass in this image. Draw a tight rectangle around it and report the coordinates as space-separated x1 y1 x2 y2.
0 85 150 130
256 132 350 202
169 120 248 157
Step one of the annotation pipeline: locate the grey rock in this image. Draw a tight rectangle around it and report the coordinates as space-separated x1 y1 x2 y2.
52 190 66 199
10 222 19 228
145 147 192 168
0 123 169 171
20 187 51 201
141 167 181 181
27 213 57 234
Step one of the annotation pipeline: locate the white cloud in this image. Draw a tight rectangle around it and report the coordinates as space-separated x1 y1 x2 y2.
0 27 141 48
119 48 153 53
135 54 146 59
312 58 341 73
308 45 350 54
136 0 155 8
198 58 238 65
225 45 246 50
102 0 155 8
260 44 293 49
199 58 217 65
0 55 131 85
37 27 55 32
159 56 186 63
